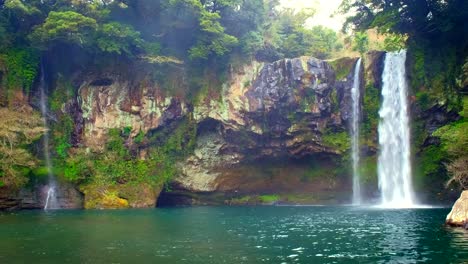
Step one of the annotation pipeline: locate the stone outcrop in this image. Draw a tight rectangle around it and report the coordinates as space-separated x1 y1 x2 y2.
80 183 161 209
171 56 363 199
446 190 468 229
79 76 187 150
0 182 83 210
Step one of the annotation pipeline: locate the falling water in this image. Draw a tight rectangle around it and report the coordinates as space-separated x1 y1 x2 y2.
351 58 362 205
377 50 415 208
39 61 59 210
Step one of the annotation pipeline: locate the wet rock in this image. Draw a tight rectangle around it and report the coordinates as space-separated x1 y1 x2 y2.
80 183 161 209
0 183 83 210
446 190 468 229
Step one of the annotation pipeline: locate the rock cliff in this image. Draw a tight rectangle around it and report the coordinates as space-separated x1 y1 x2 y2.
2 53 385 209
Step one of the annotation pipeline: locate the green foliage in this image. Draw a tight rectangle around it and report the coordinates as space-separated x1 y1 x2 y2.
96 22 143 55
459 96 468 118
258 194 280 203
383 33 406 51
4 0 41 16
48 79 76 161
30 11 98 47
301 163 334 182
352 31 368 55
328 58 355 80
240 31 263 56
122 126 132 137
359 156 377 185
53 116 73 159
418 145 446 179
408 41 462 113
433 118 468 157
361 84 379 146
341 0 467 45
58 116 197 189
308 26 341 59
134 130 145 144
0 107 45 188
1 48 39 94
322 129 351 153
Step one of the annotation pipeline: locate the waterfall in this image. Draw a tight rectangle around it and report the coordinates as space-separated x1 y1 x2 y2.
377 50 415 208
351 58 362 205
39 60 59 210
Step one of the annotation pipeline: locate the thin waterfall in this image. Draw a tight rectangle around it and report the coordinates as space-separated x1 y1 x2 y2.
39 60 59 210
377 50 415 207
351 58 362 205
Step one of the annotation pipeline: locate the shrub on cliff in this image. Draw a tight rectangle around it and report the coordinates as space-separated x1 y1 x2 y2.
0 107 45 188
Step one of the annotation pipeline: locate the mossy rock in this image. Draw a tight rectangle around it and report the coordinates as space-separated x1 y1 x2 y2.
328 57 358 81
321 130 351 153
80 183 161 209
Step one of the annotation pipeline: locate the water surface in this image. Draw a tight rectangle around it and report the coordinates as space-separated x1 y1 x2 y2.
0 206 466 263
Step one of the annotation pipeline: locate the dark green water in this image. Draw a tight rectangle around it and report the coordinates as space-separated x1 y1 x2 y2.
0 206 467 263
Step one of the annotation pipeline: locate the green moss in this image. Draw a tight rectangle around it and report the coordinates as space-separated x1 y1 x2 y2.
329 88 339 113
322 129 351 153
328 58 355 80
299 88 316 112
49 79 74 111
359 156 377 185
459 96 468 118
134 130 145 144
229 195 252 204
301 162 335 182
361 84 379 146
122 126 132 137
414 145 447 191
415 91 431 110
31 166 50 178
258 194 280 203
60 116 198 188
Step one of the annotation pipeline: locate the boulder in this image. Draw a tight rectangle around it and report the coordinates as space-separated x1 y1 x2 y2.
446 190 468 229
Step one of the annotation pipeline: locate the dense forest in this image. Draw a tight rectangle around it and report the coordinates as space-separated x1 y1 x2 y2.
0 0 466 208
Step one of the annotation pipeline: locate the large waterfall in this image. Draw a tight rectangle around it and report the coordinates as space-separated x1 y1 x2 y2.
351 58 362 205
377 50 415 207
39 61 59 210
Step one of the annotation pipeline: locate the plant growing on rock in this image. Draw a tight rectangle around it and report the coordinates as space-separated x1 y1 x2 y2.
446 157 468 190
0 107 45 188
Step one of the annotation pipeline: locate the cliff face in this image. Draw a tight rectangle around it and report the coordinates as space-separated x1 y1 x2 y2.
66 55 370 207
174 57 357 194
1 54 385 209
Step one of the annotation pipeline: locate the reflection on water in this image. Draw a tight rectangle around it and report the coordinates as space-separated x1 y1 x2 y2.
0 207 467 263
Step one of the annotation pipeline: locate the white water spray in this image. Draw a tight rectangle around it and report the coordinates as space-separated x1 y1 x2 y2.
39 61 59 210
377 50 415 208
351 58 362 205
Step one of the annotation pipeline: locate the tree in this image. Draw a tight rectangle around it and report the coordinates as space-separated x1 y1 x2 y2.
309 26 340 59
96 22 143 55
352 31 368 55
30 11 97 48
0 107 45 188
339 0 468 45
